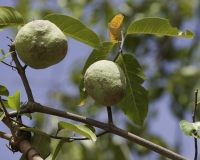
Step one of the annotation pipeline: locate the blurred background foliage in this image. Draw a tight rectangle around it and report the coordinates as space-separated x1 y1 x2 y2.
6 0 200 159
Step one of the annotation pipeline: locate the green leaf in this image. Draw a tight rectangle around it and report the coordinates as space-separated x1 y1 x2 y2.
21 113 32 120
0 6 24 29
126 17 194 39
14 91 20 111
0 100 10 109
180 120 196 137
20 133 50 160
1 49 5 55
20 127 50 138
78 42 115 106
52 138 67 160
8 96 16 110
0 51 13 62
0 112 5 121
7 91 20 111
0 85 9 96
116 54 148 126
43 14 102 49
78 78 88 106
58 121 97 141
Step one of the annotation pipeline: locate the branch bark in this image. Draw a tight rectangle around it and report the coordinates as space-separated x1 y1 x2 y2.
9 102 188 160
19 140 43 160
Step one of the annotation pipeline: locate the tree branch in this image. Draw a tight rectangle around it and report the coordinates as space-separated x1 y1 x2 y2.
19 140 43 160
9 102 188 160
0 131 12 141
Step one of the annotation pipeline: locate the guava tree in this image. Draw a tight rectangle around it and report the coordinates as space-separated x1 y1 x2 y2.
0 2 199 160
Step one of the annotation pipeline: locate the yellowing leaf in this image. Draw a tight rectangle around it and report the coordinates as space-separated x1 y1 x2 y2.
108 14 124 43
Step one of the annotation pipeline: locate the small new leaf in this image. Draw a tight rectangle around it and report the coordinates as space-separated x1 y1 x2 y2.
1 49 5 55
180 120 196 137
7 91 20 111
0 51 13 62
58 121 97 141
108 14 124 43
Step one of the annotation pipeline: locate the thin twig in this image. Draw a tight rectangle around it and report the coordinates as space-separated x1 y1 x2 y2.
9 44 34 102
1 61 17 69
50 130 108 141
113 31 124 62
0 96 15 137
9 102 189 160
192 90 198 160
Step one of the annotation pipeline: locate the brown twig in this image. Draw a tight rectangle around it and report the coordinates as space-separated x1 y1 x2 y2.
9 44 34 102
50 130 108 141
192 90 198 160
0 96 16 137
1 61 17 69
9 102 188 160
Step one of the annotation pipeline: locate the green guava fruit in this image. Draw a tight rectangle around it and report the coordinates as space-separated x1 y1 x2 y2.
84 60 126 106
15 20 68 69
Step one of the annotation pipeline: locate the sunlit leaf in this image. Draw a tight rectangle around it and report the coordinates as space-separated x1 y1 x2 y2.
0 85 9 96
0 51 13 62
126 18 194 39
116 54 148 126
108 14 124 43
52 138 67 160
78 42 115 106
180 120 196 137
180 120 200 139
7 91 20 111
14 91 20 111
0 6 24 29
8 96 16 110
43 14 102 49
58 121 96 141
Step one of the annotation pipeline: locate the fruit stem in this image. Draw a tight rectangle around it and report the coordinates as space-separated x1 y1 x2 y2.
107 106 113 124
113 31 124 62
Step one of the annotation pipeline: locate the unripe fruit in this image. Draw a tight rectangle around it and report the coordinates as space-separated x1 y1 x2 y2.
15 20 68 69
84 60 126 106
